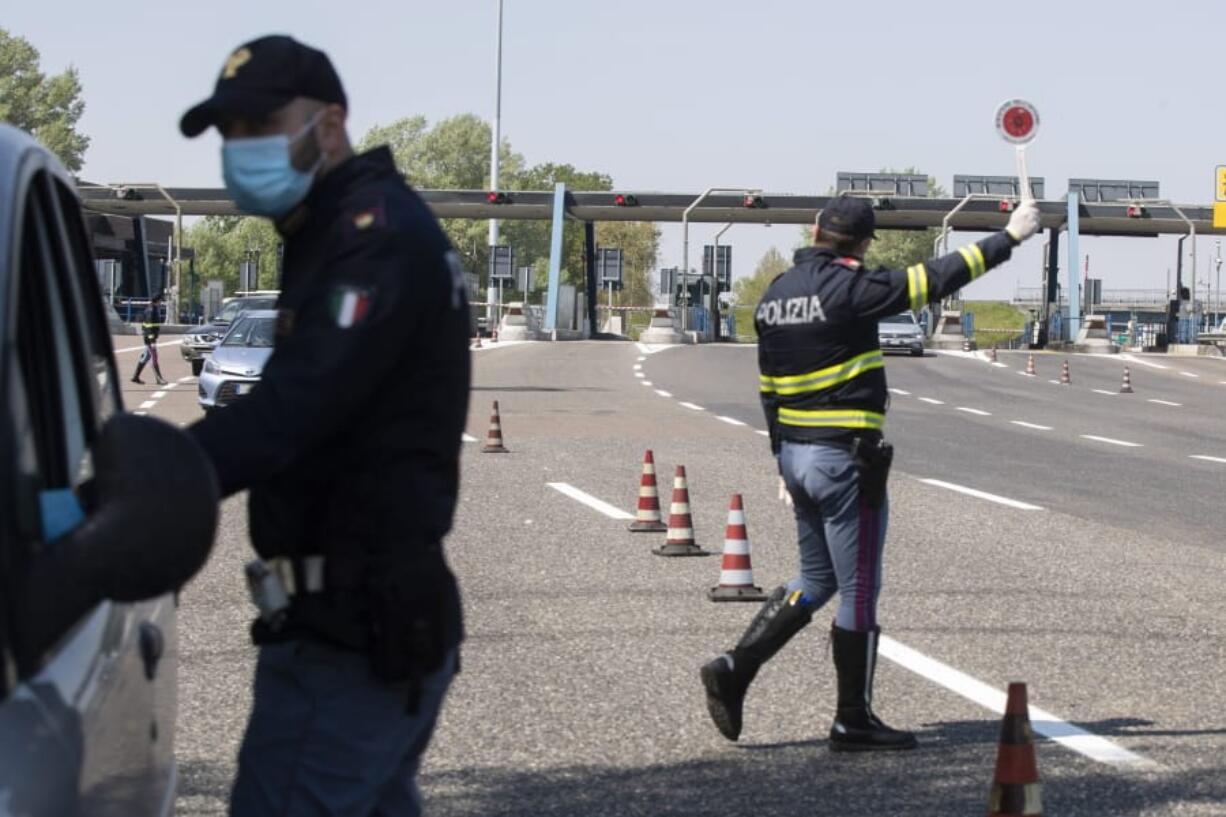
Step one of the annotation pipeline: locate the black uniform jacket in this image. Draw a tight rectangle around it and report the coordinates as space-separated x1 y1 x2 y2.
189 148 471 640
756 231 1017 451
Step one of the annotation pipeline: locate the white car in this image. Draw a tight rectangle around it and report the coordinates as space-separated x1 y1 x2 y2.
878 312 925 356
197 309 277 411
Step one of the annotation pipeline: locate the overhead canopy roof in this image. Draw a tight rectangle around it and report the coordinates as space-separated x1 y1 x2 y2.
76 185 1224 237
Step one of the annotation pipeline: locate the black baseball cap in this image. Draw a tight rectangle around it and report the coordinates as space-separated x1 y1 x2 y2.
818 196 877 241
180 35 347 138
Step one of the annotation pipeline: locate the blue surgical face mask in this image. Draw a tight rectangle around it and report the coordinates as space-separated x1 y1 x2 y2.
222 111 325 217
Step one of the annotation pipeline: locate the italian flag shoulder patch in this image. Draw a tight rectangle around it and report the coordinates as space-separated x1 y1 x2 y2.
329 286 373 329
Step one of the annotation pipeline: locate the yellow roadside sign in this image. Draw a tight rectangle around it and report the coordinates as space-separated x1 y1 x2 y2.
1215 203 1226 229
1217 166 1226 201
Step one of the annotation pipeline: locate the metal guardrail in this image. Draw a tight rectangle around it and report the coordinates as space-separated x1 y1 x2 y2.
1013 287 1170 308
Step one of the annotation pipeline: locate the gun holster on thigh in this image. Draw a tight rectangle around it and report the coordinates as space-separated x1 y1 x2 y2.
850 437 893 511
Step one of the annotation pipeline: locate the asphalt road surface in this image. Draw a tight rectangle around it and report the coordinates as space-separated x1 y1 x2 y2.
115 335 1226 816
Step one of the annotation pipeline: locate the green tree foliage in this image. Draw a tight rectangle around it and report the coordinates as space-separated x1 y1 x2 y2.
733 246 791 309
596 221 662 307
0 28 90 171
185 216 281 296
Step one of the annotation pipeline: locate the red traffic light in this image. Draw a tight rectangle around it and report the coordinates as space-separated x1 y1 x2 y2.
743 194 765 209
998 200 1015 213
1126 204 1144 218
487 191 509 204
614 193 638 206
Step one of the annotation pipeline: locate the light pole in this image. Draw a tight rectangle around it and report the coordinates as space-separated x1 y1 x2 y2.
1215 240 1222 327
489 0 503 250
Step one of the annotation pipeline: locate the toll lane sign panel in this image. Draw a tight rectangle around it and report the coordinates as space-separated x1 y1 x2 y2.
1215 166 1226 228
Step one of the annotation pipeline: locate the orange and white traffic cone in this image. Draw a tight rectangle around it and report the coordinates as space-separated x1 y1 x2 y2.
1025 354 1036 376
1120 367 1134 394
989 346 998 363
482 400 509 453
653 465 709 557
628 450 668 533
987 682 1043 817
708 494 766 601
1060 360 1071 385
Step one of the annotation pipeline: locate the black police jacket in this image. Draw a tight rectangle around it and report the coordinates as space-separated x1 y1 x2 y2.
756 231 1016 450
189 147 471 646
141 306 160 344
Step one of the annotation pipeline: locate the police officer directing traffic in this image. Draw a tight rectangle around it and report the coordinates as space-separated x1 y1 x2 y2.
700 195 1041 750
180 36 470 814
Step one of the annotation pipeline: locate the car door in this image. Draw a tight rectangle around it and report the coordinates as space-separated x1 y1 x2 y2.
0 160 171 816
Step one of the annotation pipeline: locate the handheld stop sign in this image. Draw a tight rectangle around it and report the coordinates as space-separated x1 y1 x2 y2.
995 99 1039 202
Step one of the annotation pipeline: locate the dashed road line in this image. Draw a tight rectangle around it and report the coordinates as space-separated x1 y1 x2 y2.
139 400 157 410
635 373 645 378
164 382 179 390
754 429 770 437
1189 455 1226 464
888 388 911 396
1017 371 1035 377
678 402 705 411
152 390 167 399
1148 399 1181 407
633 364 642 371
462 433 479 443
955 407 991 416
641 380 653 386
918 478 1043 511
133 411 148 416
1091 389 1116 396
1080 435 1143 448
178 376 194 383
636 356 646 362
654 389 673 398
1179 371 1200 378
1047 379 1061 385
547 482 634 521
878 637 1157 769
917 397 944 405
716 415 746 426
1010 421 1053 431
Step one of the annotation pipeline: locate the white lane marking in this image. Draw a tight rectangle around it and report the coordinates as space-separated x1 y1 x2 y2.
888 388 911 396
716 415 746 426
1092 389 1116 396
462 433 479 443
1219 381 1226 386
641 380 653 386
139 400 157 410
955 407 991 416
754 429 770 437
1148 399 1181 407
1048 379 1061 385
1179 371 1200 378
635 372 645 378
1017 371 1035 377
1189 455 1226 464
633 364 642 371
1118 353 1168 370
547 482 634 521
878 636 1158 769
152 391 167 399
178 376 194 383
654 389 673 398
917 397 944 405
679 402 705 411
918 478 1043 511
112 339 180 355
1080 435 1143 448
164 382 178 390
133 411 148 416
636 356 646 362
1010 420 1053 431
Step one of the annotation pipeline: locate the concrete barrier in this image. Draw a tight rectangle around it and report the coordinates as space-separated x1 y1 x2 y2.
498 302 541 341
1074 314 1116 353
931 309 968 350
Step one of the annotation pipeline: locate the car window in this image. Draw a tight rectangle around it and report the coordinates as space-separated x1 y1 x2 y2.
880 314 916 325
222 315 276 347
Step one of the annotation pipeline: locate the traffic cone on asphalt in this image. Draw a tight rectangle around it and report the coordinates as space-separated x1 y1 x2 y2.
652 466 709 557
1120 367 1134 394
628 450 668 533
987 682 1043 817
708 494 767 601
1025 354 1036 376
989 346 998 363
1060 360 1071 385
962 336 972 352
482 401 509 453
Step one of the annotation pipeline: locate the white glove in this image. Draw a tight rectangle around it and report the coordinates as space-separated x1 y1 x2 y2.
778 477 794 508
1005 200 1041 243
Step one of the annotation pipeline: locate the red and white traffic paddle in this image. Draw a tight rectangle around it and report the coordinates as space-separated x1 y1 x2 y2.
995 99 1040 202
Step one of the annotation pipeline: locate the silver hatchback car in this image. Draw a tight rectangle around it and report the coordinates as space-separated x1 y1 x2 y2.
197 309 278 411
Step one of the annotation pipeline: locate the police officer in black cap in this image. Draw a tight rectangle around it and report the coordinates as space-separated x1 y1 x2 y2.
700 194 1040 751
181 35 470 815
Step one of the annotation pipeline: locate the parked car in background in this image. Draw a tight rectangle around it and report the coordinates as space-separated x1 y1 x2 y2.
0 122 217 816
879 311 926 356
180 292 278 376
197 309 278 411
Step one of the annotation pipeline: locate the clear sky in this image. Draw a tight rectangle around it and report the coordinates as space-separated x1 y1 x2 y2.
9 0 1226 305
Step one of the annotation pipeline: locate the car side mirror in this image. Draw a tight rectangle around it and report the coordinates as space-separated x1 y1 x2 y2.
16 414 219 665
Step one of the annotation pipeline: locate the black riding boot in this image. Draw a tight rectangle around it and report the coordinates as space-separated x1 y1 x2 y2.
829 625 917 751
700 586 812 741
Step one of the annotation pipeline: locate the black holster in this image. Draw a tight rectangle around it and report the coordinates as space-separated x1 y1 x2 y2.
850 436 893 510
